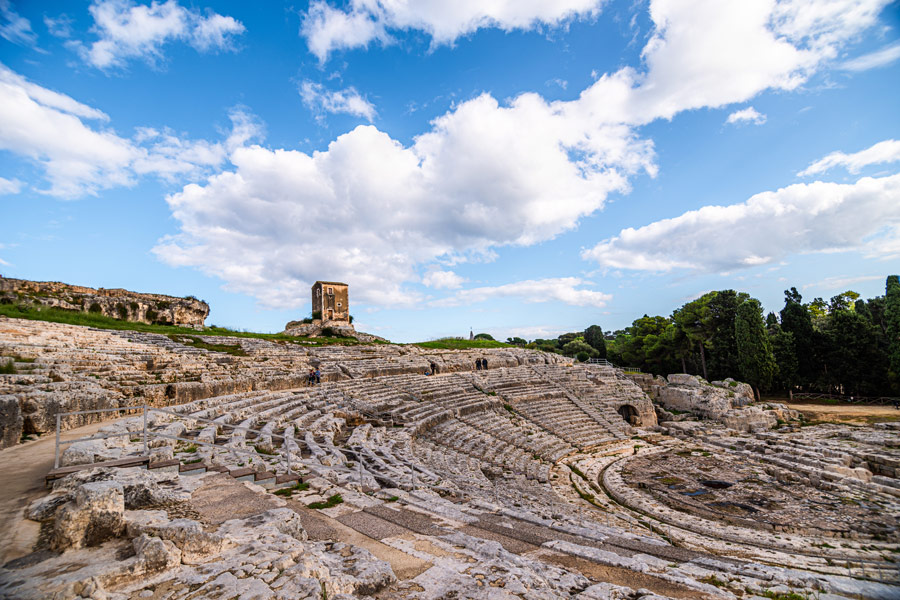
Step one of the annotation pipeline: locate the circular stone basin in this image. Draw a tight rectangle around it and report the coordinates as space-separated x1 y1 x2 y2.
699 480 733 489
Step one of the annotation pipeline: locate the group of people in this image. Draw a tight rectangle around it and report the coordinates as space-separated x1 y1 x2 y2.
475 358 488 370
307 368 321 385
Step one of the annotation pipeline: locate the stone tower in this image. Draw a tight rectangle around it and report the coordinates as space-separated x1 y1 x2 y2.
312 281 349 322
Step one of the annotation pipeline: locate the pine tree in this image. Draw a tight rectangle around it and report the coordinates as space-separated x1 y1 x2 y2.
886 275 900 393
583 325 607 358
736 299 776 401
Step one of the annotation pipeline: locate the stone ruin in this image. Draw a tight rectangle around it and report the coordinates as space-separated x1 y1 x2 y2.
0 316 898 599
0 277 209 328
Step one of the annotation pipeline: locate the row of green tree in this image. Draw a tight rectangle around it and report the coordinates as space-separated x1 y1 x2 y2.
507 276 900 399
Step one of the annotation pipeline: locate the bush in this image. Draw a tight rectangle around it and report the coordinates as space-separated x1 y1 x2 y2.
88 302 103 313
312 310 321 320
576 351 590 362
474 333 495 341
115 303 128 319
145 309 158 322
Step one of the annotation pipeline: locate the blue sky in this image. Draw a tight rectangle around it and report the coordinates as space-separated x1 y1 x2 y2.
1 0 899 343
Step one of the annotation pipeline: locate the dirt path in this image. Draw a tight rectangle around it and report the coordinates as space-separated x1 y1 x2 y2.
0 421 106 565
782 401 900 424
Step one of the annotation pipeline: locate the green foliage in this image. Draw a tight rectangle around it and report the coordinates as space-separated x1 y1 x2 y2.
308 494 343 509
415 338 510 349
886 275 900 393
473 333 495 341
88 302 103 313
576 351 590 362
0 359 17 374
561 339 597 358
735 299 776 398
311 310 322 320
583 325 607 358
115 303 128 319
506 336 527 346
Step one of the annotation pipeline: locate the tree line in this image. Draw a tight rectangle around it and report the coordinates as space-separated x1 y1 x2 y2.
506 275 900 399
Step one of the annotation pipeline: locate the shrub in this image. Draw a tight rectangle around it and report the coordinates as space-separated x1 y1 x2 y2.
473 333 495 341
0 359 16 374
115 303 128 319
576 351 590 362
312 310 321 320
145 309 158 322
88 302 103 313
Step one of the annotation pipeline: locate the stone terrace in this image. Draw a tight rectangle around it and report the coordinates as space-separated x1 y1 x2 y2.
1 317 898 599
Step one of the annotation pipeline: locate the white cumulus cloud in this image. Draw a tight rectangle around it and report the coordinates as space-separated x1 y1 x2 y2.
0 64 249 197
301 0 602 62
582 173 900 273
422 269 466 290
299 80 376 122
430 278 612 308
726 106 766 125
155 0 893 310
76 0 245 69
798 139 900 176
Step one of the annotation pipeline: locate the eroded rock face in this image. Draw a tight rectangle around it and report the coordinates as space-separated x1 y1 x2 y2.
51 481 126 550
0 277 209 327
0 394 22 447
658 374 733 419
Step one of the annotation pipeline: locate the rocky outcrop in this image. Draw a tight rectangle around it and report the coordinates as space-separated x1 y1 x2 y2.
282 318 386 342
655 373 796 432
0 277 208 327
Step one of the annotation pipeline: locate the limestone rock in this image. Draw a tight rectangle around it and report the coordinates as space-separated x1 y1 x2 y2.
52 481 125 550
667 373 701 387
0 277 208 327
0 394 23 448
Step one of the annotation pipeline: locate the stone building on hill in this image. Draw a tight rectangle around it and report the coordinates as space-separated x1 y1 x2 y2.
312 281 349 322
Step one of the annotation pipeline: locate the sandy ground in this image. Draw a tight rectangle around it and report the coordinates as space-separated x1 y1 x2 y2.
780 400 900 424
0 421 107 565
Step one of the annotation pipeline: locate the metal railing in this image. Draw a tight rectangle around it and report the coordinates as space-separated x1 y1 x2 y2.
54 404 297 473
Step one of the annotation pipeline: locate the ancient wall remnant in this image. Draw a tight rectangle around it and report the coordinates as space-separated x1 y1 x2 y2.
0 277 209 327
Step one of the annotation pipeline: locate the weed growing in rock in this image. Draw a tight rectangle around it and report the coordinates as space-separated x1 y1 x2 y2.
308 494 343 509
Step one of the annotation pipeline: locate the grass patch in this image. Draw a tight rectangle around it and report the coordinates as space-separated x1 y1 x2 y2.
255 445 277 455
308 493 343 509
568 464 588 480
180 443 198 453
761 590 817 600
414 338 512 350
503 403 515 413
183 457 203 464
0 303 376 346
168 335 247 357
699 575 726 588
0 360 16 375
385 495 399 502
273 482 309 498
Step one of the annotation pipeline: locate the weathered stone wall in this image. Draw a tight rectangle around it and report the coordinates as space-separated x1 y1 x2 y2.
0 277 209 327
